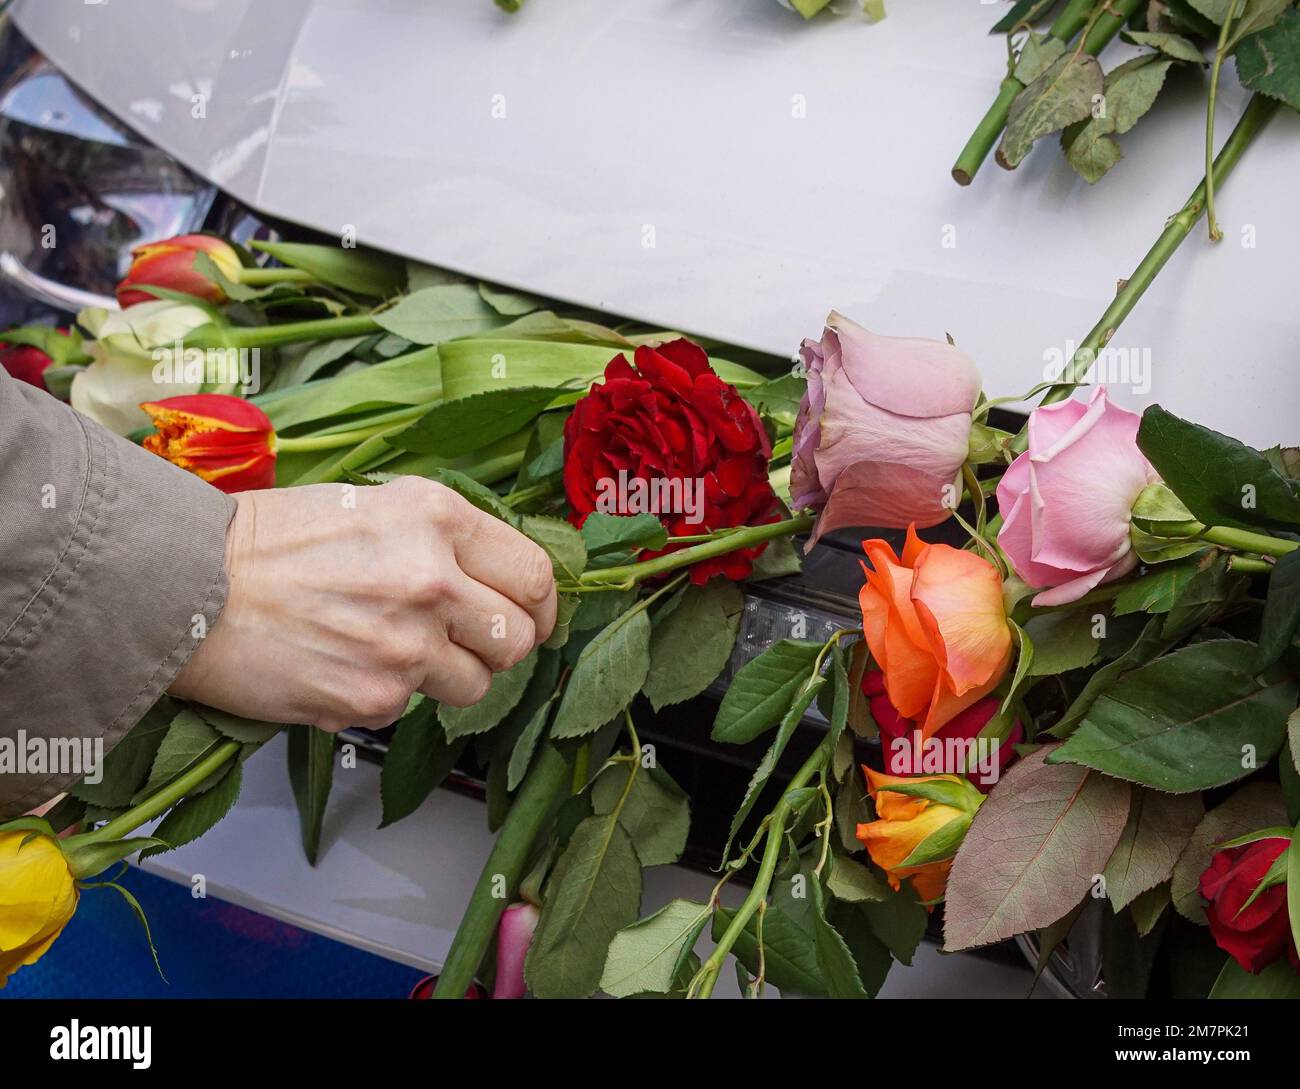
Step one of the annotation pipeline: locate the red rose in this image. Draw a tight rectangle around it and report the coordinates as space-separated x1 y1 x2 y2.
0 341 54 391
563 339 777 584
863 668 1022 793
1200 837 1300 975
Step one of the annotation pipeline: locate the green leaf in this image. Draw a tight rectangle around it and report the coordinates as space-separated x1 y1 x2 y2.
998 52 1104 169
944 746 1131 951
899 813 973 869
599 899 710 998
748 534 803 581
521 514 588 582
827 854 891 902
1102 788 1204 910
1113 560 1201 616
591 763 691 867
571 588 637 632
139 763 243 859
69 699 177 806
525 813 643 998
1209 955 1300 998
478 281 546 316
424 466 520 527
1062 56 1175 183
131 710 221 803
1236 8 1300 110
1254 549 1300 670
1138 405 1300 530
1024 608 1101 674
552 610 651 739
388 386 560 456
287 727 335 865
579 512 668 557
193 707 282 745
1015 32 1067 84
380 699 465 827
1130 881 1172 937
642 581 743 711
1051 640 1296 792
96 880 167 982
1170 782 1287 922
1289 817 1300 965
506 696 556 792
740 373 806 429
372 283 501 344
711 639 823 744
713 870 825 995
65 835 170 879
251 240 406 297
811 882 869 999
439 649 538 741
1121 29 1207 62
835 770 871 854
861 882 928 965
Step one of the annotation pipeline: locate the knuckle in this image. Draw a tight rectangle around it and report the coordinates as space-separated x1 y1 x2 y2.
499 615 537 666
518 545 555 605
409 559 454 602
350 680 410 724
444 669 491 709
384 631 428 675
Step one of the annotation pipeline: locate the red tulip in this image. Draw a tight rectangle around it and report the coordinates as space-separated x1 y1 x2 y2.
117 234 243 309
0 341 55 391
141 393 276 493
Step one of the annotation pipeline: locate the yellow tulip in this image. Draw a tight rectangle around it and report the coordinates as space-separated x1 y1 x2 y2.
0 830 78 988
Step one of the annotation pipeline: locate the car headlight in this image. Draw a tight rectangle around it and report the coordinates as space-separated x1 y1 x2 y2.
0 21 218 317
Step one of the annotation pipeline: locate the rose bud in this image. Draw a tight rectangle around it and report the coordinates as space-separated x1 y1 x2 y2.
860 526 1012 739
0 341 55 391
855 767 984 905
141 393 277 493
1200 836 1300 975
563 339 778 583
863 668 1022 793
492 901 540 999
791 312 982 546
117 233 243 309
0 830 79 988
996 386 1158 607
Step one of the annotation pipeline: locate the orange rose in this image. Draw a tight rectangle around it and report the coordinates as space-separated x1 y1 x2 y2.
859 525 1011 739
855 768 983 905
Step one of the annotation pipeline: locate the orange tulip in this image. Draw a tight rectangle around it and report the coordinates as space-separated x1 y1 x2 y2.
142 394 277 492
859 525 1011 740
855 767 982 905
117 233 243 309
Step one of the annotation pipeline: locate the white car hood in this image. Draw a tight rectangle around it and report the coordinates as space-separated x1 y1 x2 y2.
14 0 1300 446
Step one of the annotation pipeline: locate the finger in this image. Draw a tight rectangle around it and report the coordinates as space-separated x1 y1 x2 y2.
418 639 493 708
450 509 557 641
443 578 537 672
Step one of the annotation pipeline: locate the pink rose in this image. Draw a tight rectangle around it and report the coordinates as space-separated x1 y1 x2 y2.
492 901 540 999
996 386 1158 607
791 312 982 546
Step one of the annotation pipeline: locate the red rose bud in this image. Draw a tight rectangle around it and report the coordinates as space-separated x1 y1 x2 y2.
1200 837 1300 975
862 668 1023 792
141 393 276 493
0 341 55 391
563 339 778 584
117 233 243 309
492 901 540 1000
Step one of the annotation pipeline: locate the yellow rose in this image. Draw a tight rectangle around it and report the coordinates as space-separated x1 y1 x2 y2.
0 830 78 988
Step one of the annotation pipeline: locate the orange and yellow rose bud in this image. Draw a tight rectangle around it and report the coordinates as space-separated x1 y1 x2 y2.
0 830 78 988
117 233 243 309
141 393 277 492
855 768 983 906
859 525 1012 740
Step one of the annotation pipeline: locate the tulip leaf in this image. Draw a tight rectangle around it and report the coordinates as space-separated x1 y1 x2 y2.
380 698 466 827
1101 788 1204 911
599 899 711 998
711 639 824 744
439 650 539 742
642 580 743 711
251 240 406 298
1236 9 1300 111
1050 640 1296 792
525 813 643 998
138 763 244 860
1254 549 1300 671
552 610 651 739
591 763 691 867
1137 405 1300 530
287 726 335 866
998 52 1104 169
1169 782 1287 923
944 746 1131 951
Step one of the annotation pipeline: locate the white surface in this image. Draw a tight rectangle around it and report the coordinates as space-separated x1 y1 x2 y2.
13 0 1300 447
138 734 1040 998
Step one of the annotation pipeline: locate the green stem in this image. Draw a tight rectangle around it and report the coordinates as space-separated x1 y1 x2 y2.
90 740 242 842
275 402 432 452
690 736 833 999
1230 555 1273 574
236 267 316 286
1201 524 1298 558
431 743 573 998
1010 93 1280 451
573 514 813 588
1205 0 1244 243
190 313 381 350
950 0 1125 185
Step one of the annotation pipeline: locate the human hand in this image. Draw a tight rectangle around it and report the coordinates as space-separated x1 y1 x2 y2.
170 477 557 731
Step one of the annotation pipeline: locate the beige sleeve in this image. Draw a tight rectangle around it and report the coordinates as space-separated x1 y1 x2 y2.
0 371 235 818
